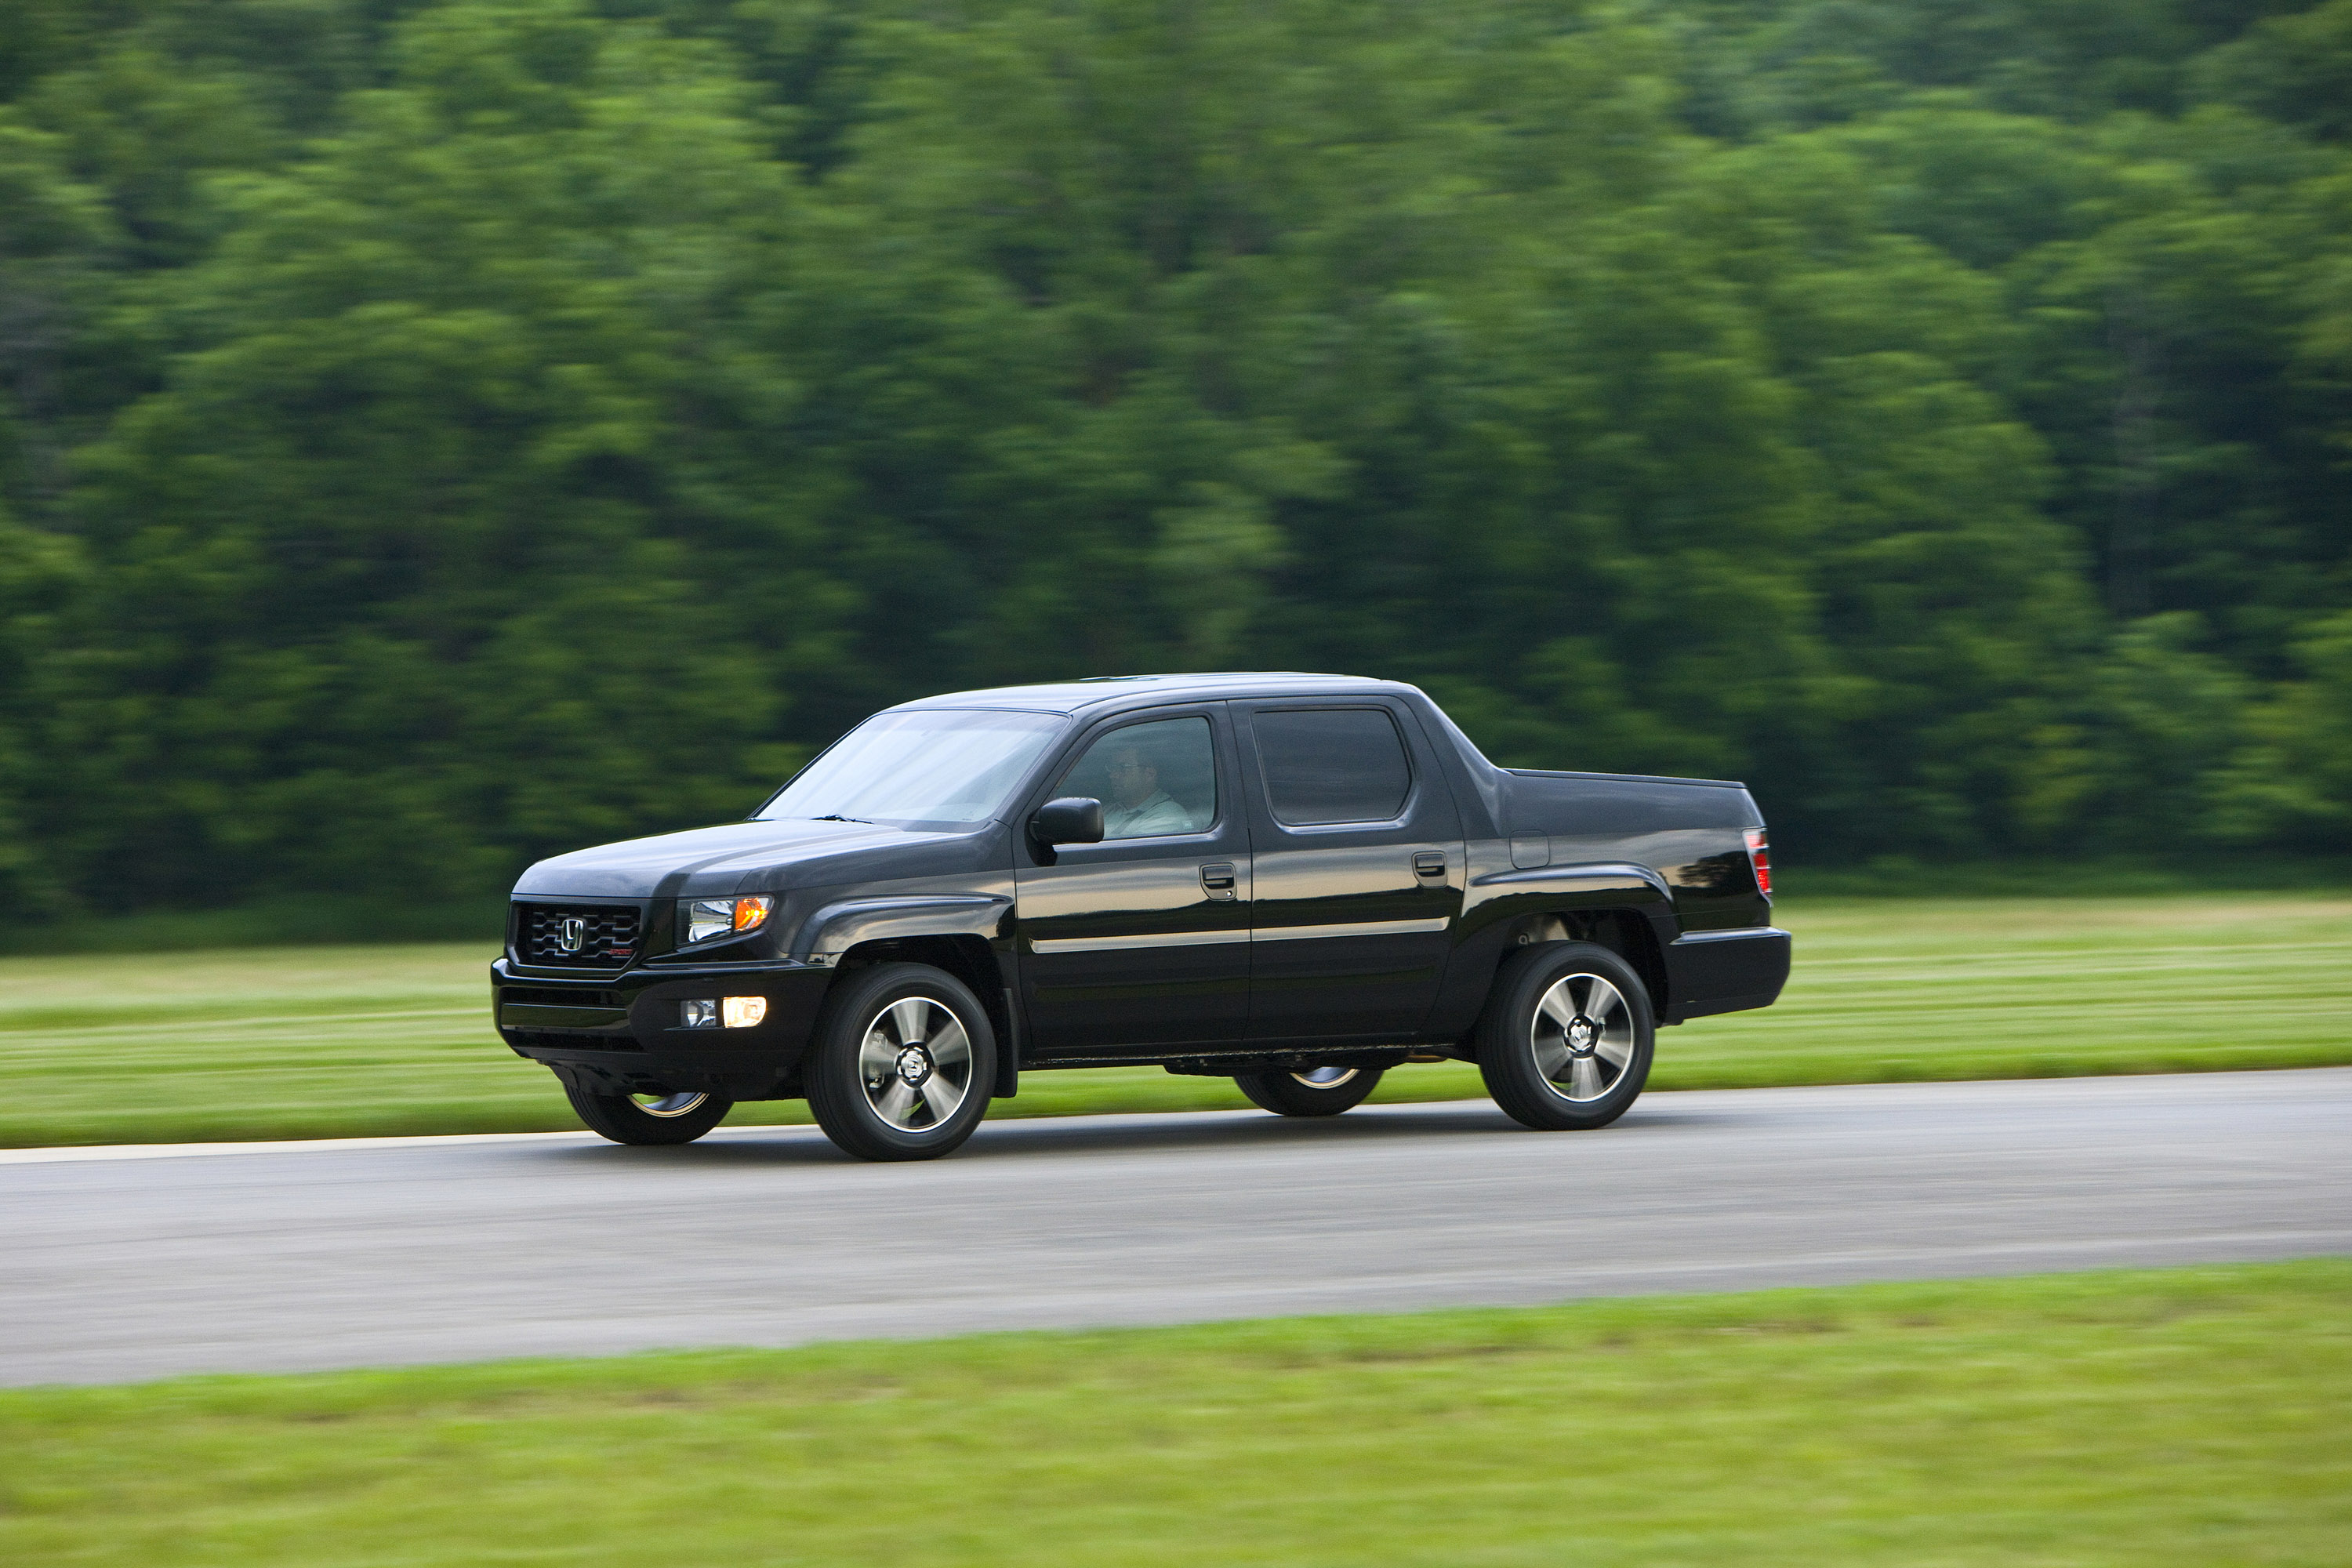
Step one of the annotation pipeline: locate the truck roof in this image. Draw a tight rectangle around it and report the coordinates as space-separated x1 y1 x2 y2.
887 672 1421 717
890 673 1751 793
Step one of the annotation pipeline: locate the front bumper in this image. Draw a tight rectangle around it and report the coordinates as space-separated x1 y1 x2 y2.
490 956 837 1101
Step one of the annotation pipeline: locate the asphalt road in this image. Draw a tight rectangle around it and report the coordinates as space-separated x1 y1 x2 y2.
6 1069 2349 1387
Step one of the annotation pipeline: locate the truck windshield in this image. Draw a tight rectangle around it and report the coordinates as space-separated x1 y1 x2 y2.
755 710 1066 828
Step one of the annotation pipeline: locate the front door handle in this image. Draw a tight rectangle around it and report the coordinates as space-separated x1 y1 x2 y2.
1200 862 1237 901
1413 851 1447 879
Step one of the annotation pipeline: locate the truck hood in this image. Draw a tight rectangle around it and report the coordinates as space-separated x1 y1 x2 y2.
511 818 978 899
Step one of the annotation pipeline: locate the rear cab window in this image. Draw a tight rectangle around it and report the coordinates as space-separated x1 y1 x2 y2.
1250 706 1414 825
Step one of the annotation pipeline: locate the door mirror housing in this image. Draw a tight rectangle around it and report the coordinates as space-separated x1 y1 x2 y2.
1031 797 1105 846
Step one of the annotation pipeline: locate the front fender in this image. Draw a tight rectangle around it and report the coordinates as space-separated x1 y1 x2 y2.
787 894 1013 962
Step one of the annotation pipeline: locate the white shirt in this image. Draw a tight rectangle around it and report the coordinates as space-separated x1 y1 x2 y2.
1102 789 1192 839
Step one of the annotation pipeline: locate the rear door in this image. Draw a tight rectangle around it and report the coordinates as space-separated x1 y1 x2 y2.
1014 705 1253 1056
1234 699 1463 1041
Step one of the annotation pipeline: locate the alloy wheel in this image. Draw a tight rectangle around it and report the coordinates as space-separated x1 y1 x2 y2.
856 996 974 1131
1529 972 1635 1103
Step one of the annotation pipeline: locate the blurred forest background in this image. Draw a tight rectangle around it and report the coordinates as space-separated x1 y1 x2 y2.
1 0 2349 925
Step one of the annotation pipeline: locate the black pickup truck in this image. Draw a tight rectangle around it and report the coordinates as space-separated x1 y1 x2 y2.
492 673 1789 1160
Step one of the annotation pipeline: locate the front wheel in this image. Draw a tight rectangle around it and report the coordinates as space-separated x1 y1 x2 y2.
1235 1065 1384 1117
1475 942 1653 1131
564 1080 733 1145
804 963 999 1162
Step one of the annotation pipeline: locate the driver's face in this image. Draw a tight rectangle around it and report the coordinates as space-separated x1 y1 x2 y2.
1105 750 1156 808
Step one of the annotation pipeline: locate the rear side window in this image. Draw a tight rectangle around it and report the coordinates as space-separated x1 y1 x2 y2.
1254 708 1413 826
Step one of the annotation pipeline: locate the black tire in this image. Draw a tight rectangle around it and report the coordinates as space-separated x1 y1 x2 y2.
804 963 999 1162
1475 941 1654 1131
1235 1065 1385 1117
563 1080 733 1145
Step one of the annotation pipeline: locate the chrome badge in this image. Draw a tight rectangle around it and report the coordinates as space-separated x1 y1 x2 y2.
557 916 586 954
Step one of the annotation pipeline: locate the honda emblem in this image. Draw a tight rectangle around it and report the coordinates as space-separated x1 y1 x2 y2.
557 916 586 954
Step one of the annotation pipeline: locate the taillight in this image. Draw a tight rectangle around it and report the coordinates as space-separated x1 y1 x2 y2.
1744 829 1772 898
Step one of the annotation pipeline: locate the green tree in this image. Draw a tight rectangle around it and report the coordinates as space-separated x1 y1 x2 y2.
0 505 82 909
46 0 834 901
2194 0 2352 140
5 0 2352 909
2217 608 2352 846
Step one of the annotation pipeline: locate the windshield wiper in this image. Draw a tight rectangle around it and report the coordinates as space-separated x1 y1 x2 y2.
808 813 873 825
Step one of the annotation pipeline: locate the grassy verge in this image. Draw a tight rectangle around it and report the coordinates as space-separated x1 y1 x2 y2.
2 894 2347 1147
3 1261 2346 1565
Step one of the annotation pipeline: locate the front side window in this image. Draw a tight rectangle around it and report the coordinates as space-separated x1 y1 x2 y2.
1254 707 1413 826
757 710 1065 828
1058 717 1218 840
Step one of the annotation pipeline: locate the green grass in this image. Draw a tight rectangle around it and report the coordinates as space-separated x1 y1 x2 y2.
1774 853 2352 898
2 1261 2346 1565
2 894 2347 1147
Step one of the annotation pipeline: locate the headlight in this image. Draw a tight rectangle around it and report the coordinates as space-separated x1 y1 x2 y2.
681 895 773 946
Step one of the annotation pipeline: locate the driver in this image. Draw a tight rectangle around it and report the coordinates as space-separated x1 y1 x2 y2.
1100 742 1192 838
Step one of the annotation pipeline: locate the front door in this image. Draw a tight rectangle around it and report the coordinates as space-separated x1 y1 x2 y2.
1014 706 1253 1056
1236 699 1463 1041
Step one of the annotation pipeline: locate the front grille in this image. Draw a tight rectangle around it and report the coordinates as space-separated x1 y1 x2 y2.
514 902 644 968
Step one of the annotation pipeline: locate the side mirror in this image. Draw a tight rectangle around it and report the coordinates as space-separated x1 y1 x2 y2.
1031 797 1105 846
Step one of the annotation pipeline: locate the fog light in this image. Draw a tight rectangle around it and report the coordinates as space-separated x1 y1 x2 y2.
722 996 768 1029
681 999 718 1029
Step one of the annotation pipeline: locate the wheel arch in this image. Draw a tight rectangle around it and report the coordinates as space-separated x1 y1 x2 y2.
1483 906 1669 1029
829 933 1012 1091
788 894 1010 960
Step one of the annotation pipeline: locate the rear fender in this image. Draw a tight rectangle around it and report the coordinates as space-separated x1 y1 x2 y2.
1430 859 1678 1041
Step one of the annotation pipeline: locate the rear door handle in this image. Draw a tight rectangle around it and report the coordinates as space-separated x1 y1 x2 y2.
1413 851 1447 878
1200 862 1237 901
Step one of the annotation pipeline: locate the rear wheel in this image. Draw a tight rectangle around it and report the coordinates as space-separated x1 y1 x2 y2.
1235 1064 1384 1117
804 963 998 1162
564 1080 732 1145
1476 941 1653 1131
